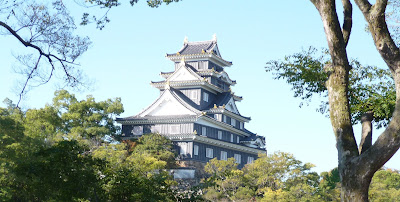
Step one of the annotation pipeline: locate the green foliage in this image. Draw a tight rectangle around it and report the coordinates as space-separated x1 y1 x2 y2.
203 157 247 201
369 168 400 201
52 90 124 142
94 133 177 201
266 47 396 128
0 92 178 201
131 133 177 168
12 140 102 201
202 152 325 201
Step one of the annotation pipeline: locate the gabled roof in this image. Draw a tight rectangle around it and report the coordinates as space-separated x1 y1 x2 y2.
118 88 201 121
167 60 203 82
150 80 225 94
166 36 232 67
209 93 241 113
242 134 266 150
205 92 251 122
174 40 219 56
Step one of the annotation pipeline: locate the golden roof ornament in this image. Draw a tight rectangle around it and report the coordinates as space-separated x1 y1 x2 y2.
214 104 217 108
183 36 188 44
193 130 197 135
222 104 225 108
177 52 180 55
201 49 205 53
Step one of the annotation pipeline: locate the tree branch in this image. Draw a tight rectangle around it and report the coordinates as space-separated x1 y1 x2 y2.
0 20 83 105
342 0 352 47
374 0 388 14
354 0 400 175
354 0 372 14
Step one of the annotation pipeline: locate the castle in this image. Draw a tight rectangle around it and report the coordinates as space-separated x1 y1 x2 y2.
116 35 266 172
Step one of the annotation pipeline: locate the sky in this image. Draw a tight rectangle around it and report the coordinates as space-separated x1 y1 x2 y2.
0 0 399 173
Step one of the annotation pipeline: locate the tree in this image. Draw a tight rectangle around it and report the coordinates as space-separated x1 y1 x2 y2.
0 91 124 200
203 157 248 201
93 134 178 201
0 93 179 201
0 0 180 105
202 152 324 201
369 168 400 200
267 0 400 200
0 1 91 105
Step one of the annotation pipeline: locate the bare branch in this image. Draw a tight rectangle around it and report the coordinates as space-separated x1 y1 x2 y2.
16 54 43 107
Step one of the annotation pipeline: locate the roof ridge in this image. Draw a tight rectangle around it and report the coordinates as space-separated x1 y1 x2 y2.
186 40 214 45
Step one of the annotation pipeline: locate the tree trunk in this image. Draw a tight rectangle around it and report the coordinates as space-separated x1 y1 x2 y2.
339 162 373 202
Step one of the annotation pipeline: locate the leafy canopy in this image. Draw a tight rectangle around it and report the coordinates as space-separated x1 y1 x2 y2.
266 47 395 128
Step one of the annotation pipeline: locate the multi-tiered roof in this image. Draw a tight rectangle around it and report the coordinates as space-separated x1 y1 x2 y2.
117 36 265 167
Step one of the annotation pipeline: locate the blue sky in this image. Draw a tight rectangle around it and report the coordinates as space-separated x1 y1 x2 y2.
0 0 398 173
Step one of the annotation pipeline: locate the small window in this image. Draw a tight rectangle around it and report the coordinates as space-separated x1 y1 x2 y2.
223 115 227 123
131 126 143 136
206 148 213 158
237 136 240 143
231 118 236 127
202 127 207 136
230 134 234 142
190 90 198 100
247 156 254 164
180 143 187 155
240 122 244 129
169 125 180 134
214 114 221 121
194 145 199 156
151 125 161 133
203 92 209 102
234 154 241 164
220 151 228 160
218 131 222 140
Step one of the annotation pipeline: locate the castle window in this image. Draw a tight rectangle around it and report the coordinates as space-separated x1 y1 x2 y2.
223 115 227 123
194 145 199 156
202 127 207 136
180 143 188 155
231 118 236 127
206 148 213 158
230 134 234 142
218 131 222 140
131 126 143 136
169 125 180 134
151 125 161 133
247 156 254 164
234 154 241 164
203 92 209 102
240 122 244 129
220 151 227 160
190 90 198 100
237 136 240 143
214 114 221 121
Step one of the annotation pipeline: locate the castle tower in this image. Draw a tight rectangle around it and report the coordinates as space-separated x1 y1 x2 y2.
116 36 266 169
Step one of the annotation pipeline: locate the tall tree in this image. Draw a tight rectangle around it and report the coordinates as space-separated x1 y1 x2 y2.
268 0 400 200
